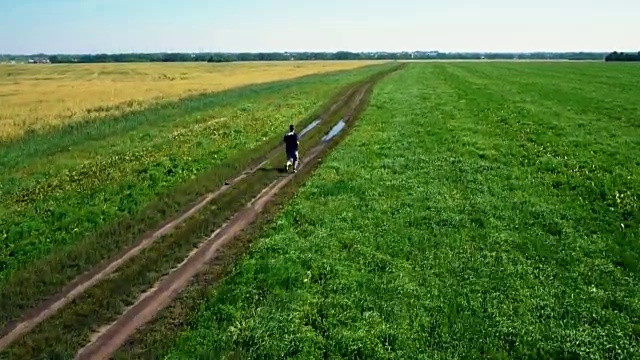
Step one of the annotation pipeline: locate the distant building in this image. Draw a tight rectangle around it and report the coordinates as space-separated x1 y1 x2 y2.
411 51 439 58
28 58 51 64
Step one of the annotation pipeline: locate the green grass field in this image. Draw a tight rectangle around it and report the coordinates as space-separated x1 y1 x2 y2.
162 63 640 359
0 63 391 328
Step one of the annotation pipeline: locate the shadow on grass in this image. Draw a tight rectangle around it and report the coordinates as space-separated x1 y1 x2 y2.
256 167 288 174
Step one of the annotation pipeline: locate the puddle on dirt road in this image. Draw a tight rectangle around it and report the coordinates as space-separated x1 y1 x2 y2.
322 120 346 142
299 119 321 137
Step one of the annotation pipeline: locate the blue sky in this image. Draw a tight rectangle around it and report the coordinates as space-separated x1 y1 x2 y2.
0 0 637 54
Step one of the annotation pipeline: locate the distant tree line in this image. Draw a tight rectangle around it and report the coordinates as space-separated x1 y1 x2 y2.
1 51 631 64
604 51 640 62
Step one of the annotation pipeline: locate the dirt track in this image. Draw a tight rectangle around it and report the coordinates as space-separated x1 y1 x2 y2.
0 122 319 351
0 78 366 353
0 64 401 358
75 77 379 360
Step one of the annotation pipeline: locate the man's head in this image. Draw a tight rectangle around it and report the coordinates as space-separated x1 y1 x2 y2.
289 124 295 132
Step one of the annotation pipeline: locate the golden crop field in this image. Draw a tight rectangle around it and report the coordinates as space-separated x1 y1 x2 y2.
0 61 381 140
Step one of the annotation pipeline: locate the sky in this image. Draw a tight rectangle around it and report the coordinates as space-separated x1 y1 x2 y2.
0 0 637 54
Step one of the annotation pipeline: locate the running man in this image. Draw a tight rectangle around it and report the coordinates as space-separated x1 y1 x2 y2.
283 124 299 173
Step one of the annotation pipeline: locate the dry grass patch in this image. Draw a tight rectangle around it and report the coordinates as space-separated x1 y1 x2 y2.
0 61 381 140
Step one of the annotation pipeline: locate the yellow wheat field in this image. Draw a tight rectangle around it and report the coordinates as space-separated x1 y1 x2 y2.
0 61 381 140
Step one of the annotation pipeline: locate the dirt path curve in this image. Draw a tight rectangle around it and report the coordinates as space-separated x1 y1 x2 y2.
0 83 361 353
75 80 379 360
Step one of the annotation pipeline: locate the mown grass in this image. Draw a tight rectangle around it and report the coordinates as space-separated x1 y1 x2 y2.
0 63 394 328
0 61 382 139
164 62 640 359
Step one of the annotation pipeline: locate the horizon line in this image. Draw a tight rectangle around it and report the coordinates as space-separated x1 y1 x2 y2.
2 49 635 57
